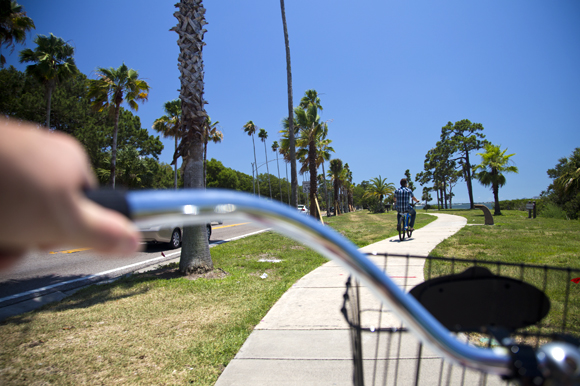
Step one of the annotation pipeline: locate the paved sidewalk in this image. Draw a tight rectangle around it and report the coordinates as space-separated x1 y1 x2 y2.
215 213 504 385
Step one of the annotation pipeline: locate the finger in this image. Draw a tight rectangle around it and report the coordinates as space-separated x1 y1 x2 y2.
72 198 142 255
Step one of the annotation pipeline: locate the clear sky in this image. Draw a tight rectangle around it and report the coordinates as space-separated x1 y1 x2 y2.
5 0 580 203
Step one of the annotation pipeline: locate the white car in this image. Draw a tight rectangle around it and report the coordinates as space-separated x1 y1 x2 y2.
297 205 308 214
140 224 212 249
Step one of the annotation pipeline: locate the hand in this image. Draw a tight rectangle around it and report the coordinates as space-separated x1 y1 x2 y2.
0 118 141 270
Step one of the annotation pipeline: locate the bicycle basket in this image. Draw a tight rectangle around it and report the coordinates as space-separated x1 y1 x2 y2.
341 253 580 386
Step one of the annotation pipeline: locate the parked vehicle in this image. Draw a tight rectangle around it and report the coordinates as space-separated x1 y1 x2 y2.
140 224 212 249
297 205 308 214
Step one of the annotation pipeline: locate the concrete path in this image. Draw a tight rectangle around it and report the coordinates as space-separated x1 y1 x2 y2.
215 213 505 385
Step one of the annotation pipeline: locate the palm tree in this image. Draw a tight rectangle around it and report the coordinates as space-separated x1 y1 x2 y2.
555 150 580 194
243 120 260 196
258 128 273 199
171 0 212 274
19 33 77 129
280 114 334 216
0 0 35 67
204 116 222 188
87 63 150 188
272 141 283 202
319 143 333 216
279 0 297 207
364 175 395 211
295 104 327 217
152 99 181 189
328 158 343 215
474 143 519 215
299 89 323 111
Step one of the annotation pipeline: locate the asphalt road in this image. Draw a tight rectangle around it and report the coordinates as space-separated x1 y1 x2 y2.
0 220 268 307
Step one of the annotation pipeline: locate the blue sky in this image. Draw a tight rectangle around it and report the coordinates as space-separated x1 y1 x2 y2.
5 0 580 203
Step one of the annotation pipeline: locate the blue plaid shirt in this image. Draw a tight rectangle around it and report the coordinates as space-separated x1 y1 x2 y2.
394 186 415 213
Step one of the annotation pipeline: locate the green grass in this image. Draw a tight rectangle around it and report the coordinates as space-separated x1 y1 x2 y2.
323 209 436 247
0 211 438 386
0 233 328 385
427 209 580 339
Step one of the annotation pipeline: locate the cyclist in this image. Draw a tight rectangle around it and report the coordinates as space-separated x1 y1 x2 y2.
393 178 420 231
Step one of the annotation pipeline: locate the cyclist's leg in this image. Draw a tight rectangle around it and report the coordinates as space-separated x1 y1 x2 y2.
396 212 401 230
409 207 417 229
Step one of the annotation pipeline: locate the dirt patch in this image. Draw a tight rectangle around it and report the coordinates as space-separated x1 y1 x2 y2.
141 267 229 281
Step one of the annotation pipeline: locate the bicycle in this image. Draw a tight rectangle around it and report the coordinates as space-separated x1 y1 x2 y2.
87 189 580 386
397 202 417 241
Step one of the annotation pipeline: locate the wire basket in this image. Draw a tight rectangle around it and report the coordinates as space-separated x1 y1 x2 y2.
341 253 580 386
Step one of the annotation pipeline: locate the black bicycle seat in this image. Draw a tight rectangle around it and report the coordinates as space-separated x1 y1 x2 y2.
410 266 550 332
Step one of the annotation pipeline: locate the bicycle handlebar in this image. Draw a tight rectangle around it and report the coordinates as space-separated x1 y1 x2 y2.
87 189 578 382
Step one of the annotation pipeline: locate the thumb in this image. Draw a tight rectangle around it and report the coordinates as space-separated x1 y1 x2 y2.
73 198 142 255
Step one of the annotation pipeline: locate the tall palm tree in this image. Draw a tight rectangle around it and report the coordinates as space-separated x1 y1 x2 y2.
299 89 323 111
328 158 343 215
19 33 77 129
272 141 283 202
279 0 297 207
153 99 181 189
243 120 260 196
0 0 35 67
343 163 354 212
474 143 519 215
280 103 334 217
317 134 334 216
258 128 272 199
295 104 326 217
204 116 222 188
171 0 212 274
87 63 150 188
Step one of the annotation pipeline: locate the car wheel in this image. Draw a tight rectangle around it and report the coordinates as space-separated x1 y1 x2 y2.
206 224 212 242
169 228 181 249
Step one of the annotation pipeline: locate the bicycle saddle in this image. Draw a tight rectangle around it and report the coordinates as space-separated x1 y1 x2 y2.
409 266 550 332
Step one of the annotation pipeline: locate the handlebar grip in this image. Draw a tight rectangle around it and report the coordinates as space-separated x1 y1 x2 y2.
85 189 132 219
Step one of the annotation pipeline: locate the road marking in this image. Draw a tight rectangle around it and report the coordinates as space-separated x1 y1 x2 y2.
0 251 182 304
49 248 92 254
212 222 250 230
0 228 270 305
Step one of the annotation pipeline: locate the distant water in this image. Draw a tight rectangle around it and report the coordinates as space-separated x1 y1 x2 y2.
416 202 494 210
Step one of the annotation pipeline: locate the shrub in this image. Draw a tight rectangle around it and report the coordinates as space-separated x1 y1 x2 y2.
540 201 567 219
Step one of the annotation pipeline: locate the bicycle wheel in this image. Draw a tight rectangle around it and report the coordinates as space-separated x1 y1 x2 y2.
398 215 406 241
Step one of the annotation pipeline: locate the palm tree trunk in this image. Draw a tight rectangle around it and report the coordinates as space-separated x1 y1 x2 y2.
308 140 317 218
276 152 282 202
285 161 290 205
264 143 272 199
280 0 297 207
252 135 260 197
322 162 329 217
173 0 212 274
174 136 178 189
181 124 212 273
110 104 121 188
203 138 208 188
493 183 501 216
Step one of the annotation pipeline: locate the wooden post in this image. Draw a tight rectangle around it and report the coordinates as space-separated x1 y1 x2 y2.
314 196 324 225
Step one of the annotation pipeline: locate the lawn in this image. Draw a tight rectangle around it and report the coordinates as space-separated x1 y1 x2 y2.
0 209 434 385
427 209 580 339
